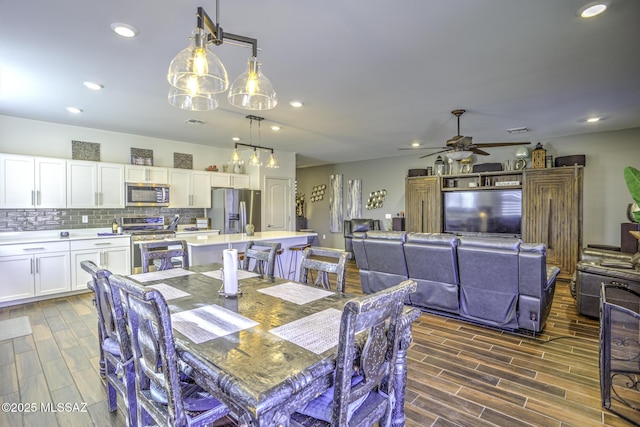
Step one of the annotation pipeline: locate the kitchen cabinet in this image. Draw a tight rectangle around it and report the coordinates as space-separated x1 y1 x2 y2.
523 166 583 279
67 160 125 208
124 164 168 184
70 238 131 291
168 169 212 208
211 172 251 189
405 176 441 233
0 153 66 208
0 241 70 303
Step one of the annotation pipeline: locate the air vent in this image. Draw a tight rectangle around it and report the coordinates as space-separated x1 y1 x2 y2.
507 127 529 134
185 119 205 125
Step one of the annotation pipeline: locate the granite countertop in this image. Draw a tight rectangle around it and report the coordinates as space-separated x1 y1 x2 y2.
180 230 317 246
0 228 130 245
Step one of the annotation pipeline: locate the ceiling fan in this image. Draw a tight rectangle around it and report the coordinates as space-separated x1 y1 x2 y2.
400 109 531 159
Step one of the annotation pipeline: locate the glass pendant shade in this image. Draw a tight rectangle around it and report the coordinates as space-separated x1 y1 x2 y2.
167 86 218 111
167 29 229 95
228 57 277 110
229 148 244 164
265 152 279 169
248 149 262 167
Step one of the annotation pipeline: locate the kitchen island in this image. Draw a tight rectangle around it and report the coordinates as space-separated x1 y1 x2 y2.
181 230 317 279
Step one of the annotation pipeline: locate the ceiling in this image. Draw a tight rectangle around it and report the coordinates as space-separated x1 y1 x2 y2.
1 0 639 168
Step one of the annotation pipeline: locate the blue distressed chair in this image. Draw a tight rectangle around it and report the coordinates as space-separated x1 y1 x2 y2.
140 239 190 273
298 246 352 293
81 260 137 427
108 273 231 426
241 241 281 278
291 280 417 426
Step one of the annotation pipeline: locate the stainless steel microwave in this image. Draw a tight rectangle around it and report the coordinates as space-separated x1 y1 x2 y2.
125 183 170 207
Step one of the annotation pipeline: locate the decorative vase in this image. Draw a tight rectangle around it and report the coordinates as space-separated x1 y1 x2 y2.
233 163 241 174
245 224 255 236
627 203 640 223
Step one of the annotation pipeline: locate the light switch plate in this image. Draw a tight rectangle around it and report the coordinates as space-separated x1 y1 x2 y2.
385 213 392 219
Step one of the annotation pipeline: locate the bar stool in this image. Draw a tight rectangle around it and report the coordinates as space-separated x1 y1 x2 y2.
287 243 311 280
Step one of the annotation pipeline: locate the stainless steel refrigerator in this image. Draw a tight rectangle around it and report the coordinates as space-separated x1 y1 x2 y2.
207 189 261 234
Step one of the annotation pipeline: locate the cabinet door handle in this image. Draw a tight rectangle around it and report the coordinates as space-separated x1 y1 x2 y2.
30 258 34 274
94 242 112 246
31 190 35 206
95 192 98 205
23 247 45 251
35 257 40 273
99 251 104 266
104 251 108 267
36 190 41 205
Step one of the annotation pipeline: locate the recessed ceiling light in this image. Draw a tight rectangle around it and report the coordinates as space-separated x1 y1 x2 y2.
586 117 601 123
411 142 421 147
578 2 608 18
232 137 240 142
66 107 83 114
289 100 303 108
111 23 138 38
271 125 281 131
83 81 104 90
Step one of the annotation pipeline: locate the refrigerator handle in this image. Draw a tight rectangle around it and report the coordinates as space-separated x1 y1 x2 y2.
239 201 247 232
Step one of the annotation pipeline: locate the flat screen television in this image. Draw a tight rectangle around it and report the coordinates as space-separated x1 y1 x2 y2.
443 189 522 236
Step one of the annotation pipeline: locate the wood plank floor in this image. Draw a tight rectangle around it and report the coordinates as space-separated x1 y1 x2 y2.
0 261 635 426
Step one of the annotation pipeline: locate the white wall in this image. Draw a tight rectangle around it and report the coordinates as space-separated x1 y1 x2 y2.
296 127 640 249
0 115 297 230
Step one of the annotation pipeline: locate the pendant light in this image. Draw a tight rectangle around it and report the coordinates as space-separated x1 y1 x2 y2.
230 115 279 168
167 3 277 111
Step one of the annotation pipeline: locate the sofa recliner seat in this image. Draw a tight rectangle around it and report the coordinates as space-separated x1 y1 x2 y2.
343 218 380 259
352 231 560 333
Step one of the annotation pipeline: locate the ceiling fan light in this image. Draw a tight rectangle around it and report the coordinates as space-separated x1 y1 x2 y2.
578 2 608 18
228 58 277 110
447 151 473 161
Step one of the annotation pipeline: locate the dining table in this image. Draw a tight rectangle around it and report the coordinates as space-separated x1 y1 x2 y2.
128 263 420 427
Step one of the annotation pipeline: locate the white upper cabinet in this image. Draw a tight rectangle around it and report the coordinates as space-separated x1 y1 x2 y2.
0 154 66 208
211 172 251 189
67 160 125 208
168 169 212 208
125 165 168 184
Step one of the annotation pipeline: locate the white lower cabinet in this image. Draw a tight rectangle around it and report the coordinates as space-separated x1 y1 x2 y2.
0 241 71 303
70 238 131 291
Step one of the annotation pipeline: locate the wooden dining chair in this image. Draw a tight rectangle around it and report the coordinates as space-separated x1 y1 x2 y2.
81 260 138 427
241 241 281 278
291 280 417 427
108 273 232 427
140 239 189 273
298 247 352 292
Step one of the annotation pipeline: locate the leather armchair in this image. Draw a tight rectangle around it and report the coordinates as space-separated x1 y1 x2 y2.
343 218 380 256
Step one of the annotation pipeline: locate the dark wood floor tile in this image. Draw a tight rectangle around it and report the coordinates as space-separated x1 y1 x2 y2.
439 370 527 407
86 398 127 427
60 346 93 374
509 350 572 375
0 391 23 427
407 354 445 377
0 341 15 366
30 322 54 342
403 402 438 426
535 370 600 397
407 377 485 417
72 367 107 406
15 350 42 379
46 316 69 333
42 358 75 392
50 384 94 427
12 335 36 354
409 393 495 427
35 338 62 363
421 354 500 386
406 365 461 395
525 396 607 426
51 329 79 351
19 372 51 406
0 362 18 395
480 406 557 427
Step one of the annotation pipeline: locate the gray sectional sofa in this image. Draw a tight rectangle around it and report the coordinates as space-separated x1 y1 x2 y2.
351 230 560 333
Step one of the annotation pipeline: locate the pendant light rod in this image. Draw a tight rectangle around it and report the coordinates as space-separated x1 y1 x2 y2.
234 115 274 152
197 5 258 58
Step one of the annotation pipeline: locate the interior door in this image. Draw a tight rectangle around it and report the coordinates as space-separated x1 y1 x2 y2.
265 177 291 231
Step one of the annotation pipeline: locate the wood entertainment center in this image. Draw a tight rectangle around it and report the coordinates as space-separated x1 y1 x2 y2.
406 166 583 279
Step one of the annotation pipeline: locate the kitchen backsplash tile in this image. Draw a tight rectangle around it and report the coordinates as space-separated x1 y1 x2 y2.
0 207 203 232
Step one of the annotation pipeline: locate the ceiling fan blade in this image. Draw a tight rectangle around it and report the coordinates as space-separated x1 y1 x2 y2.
474 141 531 148
397 146 445 151
419 149 451 159
470 147 491 156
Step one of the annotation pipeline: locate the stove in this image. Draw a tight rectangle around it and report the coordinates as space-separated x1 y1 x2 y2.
123 215 177 273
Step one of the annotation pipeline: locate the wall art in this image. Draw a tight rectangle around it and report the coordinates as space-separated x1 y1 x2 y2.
329 174 343 232
346 179 362 219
